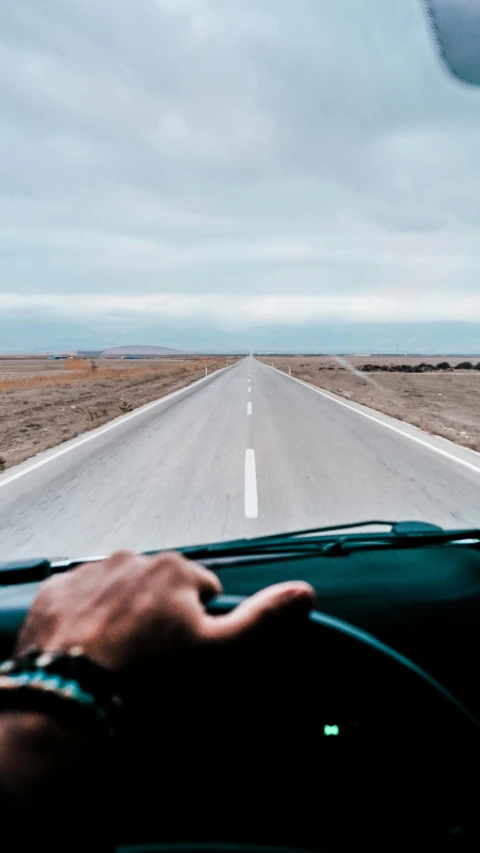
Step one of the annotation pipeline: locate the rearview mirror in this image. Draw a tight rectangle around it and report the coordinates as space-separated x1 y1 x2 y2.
425 0 480 84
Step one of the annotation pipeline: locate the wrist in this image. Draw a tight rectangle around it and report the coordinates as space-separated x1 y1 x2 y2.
0 649 124 740
16 627 117 671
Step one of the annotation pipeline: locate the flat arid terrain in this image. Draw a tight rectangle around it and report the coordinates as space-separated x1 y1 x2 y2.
258 356 480 453
0 356 229 470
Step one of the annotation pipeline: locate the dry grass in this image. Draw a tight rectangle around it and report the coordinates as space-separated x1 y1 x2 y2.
257 355 480 453
0 356 230 469
0 358 218 391
62 357 90 370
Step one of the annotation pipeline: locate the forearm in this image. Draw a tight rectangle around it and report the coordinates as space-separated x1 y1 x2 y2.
0 711 112 850
0 710 94 801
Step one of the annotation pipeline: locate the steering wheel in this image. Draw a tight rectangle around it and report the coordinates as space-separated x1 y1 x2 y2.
208 595 480 730
114 594 480 852
0 590 478 850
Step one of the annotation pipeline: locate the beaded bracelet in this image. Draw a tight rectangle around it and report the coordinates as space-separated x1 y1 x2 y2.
0 648 123 739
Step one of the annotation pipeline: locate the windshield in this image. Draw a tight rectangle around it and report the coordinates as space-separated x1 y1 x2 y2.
1 0 480 560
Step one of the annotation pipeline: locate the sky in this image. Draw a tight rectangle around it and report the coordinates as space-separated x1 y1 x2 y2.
2 0 480 351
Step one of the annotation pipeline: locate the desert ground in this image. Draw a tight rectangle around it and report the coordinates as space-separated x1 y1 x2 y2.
257 356 480 453
3 353 480 473
0 356 229 470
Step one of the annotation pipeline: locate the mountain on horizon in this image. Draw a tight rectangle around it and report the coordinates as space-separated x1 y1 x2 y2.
101 344 185 356
2 315 480 355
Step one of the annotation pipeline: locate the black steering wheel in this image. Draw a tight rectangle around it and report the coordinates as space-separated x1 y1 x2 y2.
115 594 480 852
208 595 480 730
0 590 478 851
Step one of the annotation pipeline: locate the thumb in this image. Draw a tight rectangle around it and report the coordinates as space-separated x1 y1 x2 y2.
203 581 315 642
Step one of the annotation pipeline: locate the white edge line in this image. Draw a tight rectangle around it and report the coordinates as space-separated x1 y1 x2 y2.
263 363 480 476
244 448 258 518
0 363 235 490
247 401 252 415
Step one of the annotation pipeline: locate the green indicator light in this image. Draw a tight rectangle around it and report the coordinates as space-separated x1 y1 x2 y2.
324 725 339 736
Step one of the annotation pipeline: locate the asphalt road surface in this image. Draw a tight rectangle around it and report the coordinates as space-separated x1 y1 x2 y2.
2 356 480 561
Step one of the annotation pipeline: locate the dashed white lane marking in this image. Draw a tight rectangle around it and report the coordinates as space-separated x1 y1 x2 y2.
0 363 235 490
248 385 251 392
247 401 252 415
244 449 258 518
266 363 480 476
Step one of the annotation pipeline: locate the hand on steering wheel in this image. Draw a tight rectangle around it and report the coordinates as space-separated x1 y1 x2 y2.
16 550 315 675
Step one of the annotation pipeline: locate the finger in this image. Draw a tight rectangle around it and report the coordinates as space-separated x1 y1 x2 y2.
145 551 223 602
187 562 223 601
202 581 315 642
103 550 141 570
147 551 222 593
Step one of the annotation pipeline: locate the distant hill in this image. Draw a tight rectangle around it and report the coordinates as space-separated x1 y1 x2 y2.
100 344 186 356
4 314 480 355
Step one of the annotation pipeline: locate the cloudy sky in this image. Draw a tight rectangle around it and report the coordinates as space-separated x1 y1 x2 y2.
2 0 480 349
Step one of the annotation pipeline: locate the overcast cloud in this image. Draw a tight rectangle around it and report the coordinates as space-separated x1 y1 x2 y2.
2 0 480 341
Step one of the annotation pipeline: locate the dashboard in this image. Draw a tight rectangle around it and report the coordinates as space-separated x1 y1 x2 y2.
0 541 480 851
114 601 479 852
216 542 480 715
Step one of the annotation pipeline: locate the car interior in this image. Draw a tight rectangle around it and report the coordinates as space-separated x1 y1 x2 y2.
1 521 479 852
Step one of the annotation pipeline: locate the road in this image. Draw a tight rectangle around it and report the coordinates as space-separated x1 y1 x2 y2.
1 356 480 560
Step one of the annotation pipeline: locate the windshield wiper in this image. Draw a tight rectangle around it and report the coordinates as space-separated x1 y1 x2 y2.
2 522 480 584
248 519 399 540
180 521 480 562
178 520 399 560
